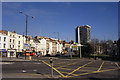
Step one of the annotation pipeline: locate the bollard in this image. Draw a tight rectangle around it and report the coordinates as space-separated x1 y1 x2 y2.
50 58 53 77
29 56 31 60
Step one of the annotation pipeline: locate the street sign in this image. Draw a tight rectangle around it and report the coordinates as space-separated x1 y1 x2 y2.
24 44 30 50
0 49 6 52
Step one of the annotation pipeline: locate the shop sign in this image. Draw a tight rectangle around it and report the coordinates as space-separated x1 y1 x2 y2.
0 49 7 52
8 49 16 52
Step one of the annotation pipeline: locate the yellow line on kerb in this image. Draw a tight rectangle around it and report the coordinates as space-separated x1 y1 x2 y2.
65 61 93 77
97 61 104 72
42 61 65 77
115 62 120 69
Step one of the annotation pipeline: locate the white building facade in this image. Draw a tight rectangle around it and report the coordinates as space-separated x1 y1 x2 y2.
16 34 26 53
39 38 46 55
0 33 8 57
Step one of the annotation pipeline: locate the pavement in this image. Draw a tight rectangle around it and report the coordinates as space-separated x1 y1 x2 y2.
1 56 120 80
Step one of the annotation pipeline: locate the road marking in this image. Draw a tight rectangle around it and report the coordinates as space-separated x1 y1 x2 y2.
22 70 27 73
56 62 78 69
33 69 37 71
55 61 67 65
34 63 41 64
115 62 120 69
69 68 118 78
79 68 117 76
42 61 65 77
60 71 78 76
97 61 104 72
65 61 93 77
58 67 74 71
83 67 99 69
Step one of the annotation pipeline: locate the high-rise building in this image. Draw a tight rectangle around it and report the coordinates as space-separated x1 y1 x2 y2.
75 25 91 44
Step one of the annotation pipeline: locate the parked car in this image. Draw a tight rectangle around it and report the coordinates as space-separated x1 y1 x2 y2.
55 53 61 57
30 52 36 56
22 53 30 56
45 54 50 57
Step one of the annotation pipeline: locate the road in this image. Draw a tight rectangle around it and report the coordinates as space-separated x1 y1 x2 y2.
1 57 120 80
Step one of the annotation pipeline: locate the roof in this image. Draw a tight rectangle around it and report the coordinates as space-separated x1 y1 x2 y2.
75 25 91 28
33 38 40 43
0 30 8 35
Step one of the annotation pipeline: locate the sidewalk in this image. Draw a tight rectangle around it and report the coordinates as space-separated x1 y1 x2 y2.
1 56 102 62
2 73 60 78
1 57 32 61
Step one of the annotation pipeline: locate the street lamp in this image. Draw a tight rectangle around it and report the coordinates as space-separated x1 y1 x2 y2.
77 27 82 58
19 11 34 60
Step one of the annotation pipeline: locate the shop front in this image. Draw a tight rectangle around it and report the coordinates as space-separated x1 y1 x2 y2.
7 49 16 57
0 49 7 57
16 49 22 57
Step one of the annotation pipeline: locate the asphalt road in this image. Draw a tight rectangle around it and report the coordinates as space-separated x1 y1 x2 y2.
1 57 120 80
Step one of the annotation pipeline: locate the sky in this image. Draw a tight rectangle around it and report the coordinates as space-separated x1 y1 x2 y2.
2 2 118 42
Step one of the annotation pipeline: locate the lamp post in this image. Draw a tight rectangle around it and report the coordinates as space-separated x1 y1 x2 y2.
77 27 82 58
19 11 34 59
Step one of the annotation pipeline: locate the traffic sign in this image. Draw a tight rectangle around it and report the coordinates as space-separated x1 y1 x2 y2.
24 44 30 49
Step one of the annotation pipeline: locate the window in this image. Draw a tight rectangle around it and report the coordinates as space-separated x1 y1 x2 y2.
13 45 14 48
13 40 14 43
0 43 1 48
13 35 14 37
18 46 20 49
10 39 11 43
19 36 20 38
4 37 6 42
3 44 6 48
0 37 1 41
10 35 11 37
10 45 11 48
18 41 20 44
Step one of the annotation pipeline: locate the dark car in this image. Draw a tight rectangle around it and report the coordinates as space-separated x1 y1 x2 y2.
45 54 50 57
